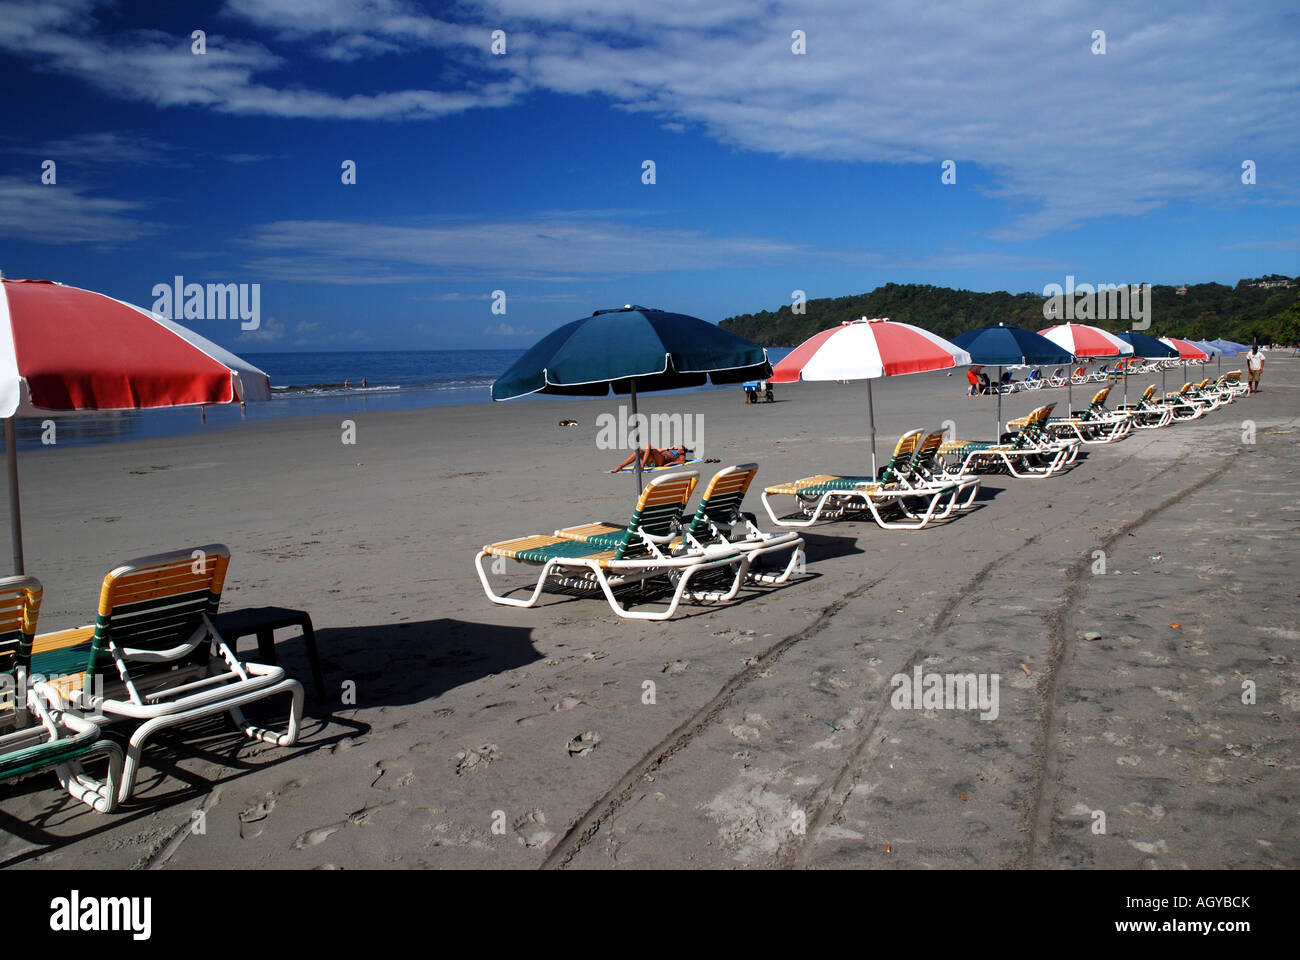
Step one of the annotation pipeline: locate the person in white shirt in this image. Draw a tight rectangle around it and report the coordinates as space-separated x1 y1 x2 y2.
1246 345 1264 393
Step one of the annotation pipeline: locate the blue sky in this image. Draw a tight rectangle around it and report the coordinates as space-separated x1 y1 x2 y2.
0 0 1297 352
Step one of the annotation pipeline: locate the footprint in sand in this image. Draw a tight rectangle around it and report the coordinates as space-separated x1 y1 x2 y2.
238 780 305 839
291 803 389 851
566 731 601 757
514 809 554 849
328 734 370 755
453 743 500 775
371 758 415 791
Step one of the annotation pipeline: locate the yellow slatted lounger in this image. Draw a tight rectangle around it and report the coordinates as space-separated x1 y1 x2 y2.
1042 387 1133 444
936 405 1079 480
33 546 304 805
476 471 751 620
0 576 124 813
554 464 806 585
1163 383 1206 420
761 431 975 529
1115 385 1174 429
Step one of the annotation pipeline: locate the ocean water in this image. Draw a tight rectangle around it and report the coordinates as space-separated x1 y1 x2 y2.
8 348 792 451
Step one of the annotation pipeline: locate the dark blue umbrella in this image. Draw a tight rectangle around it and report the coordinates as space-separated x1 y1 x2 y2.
1116 330 1179 400
492 305 771 489
952 323 1073 437
1116 331 1178 358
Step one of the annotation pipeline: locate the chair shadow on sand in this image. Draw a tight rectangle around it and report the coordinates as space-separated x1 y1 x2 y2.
0 618 541 862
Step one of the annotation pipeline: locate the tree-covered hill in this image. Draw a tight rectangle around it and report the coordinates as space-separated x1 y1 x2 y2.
720 279 1300 346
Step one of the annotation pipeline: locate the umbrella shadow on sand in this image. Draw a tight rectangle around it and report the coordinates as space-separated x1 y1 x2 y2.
0 711 368 862
0 618 541 860
301 618 542 710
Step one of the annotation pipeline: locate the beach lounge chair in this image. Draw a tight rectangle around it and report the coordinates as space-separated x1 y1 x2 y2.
1162 383 1207 420
1221 372 1249 399
760 431 973 529
34 546 303 804
553 463 806 582
556 464 806 585
906 430 981 515
476 471 751 620
1115 385 1174 429
1043 387 1133 444
0 576 123 813
1046 367 1067 388
935 405 1079 479
1185 378 1225 411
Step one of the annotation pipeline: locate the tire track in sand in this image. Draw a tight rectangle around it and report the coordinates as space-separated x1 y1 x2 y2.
1010 451 1235 868
540 567 900 869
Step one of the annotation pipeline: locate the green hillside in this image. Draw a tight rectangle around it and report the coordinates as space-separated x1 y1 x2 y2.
720 277 1300 347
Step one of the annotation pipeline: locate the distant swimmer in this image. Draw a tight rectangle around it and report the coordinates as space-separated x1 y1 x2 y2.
343 378 350 389
361 377 367 388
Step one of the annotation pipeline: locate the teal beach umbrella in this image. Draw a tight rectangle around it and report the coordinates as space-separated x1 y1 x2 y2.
492 305 771 489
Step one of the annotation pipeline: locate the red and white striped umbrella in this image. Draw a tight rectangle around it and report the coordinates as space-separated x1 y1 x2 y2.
1 278 269 416
1 278 271 573
771 317 972 477
772 316 971 382
1159 336 1210 361
1037 322 1134 358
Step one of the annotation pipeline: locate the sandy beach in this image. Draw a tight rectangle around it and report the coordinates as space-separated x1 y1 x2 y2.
0 359 1295 870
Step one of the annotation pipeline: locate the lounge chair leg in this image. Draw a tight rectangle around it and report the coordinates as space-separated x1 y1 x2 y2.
475 550 554 608
54 740 124 814
117 678 304 803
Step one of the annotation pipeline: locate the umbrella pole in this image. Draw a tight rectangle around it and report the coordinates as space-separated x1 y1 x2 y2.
630 379 643 494
996 365 1002 441
867 378 878 479
4 418 23 575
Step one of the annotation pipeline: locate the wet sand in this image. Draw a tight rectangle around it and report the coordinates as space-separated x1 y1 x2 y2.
1 359 1295 869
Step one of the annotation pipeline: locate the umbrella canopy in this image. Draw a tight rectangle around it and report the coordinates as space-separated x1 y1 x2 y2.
773 317 969 382
771 317 971 476
1159 337 1210 361
1037 322 1134 358
1115 331 1178 359
1114 330 1180 404
491 305 769 400
951 323 1072 438
491 305 771 491
1038 322 1132 410
1188 339 1221 357
1 277 272 573
1210 339 1247 356
950 323 1074 366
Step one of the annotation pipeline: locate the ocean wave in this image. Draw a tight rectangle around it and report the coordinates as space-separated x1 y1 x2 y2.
270 380 493 399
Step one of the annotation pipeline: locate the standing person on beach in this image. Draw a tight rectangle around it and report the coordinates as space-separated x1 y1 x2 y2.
1246 345 1264 393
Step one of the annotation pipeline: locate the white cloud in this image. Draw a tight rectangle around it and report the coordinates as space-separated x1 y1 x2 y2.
4 1 1296 238
237 315 286 342
0 0 521 120
0 176 159 244
484 322 536 337
240 216 816 282
3 131 181 167
237 213 1060 283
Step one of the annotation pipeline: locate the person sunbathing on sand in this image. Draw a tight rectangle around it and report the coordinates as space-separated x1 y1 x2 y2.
610 445 692 473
